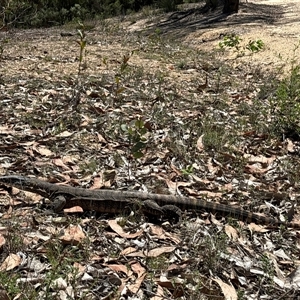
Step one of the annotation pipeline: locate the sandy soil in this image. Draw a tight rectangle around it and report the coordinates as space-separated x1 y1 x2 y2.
126 0 300 71
195 0 300 64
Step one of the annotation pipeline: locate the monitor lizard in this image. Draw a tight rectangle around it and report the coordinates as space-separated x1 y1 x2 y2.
0 175 298 228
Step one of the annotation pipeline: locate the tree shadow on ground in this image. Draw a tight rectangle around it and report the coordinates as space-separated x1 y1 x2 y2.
145 1 294 40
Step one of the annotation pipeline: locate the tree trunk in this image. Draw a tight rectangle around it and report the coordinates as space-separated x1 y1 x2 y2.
223 0 239 13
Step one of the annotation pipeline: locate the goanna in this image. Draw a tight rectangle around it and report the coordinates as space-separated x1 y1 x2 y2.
0 175 298 228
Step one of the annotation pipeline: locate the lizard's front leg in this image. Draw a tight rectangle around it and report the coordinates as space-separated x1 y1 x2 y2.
142 199 164 218
143 200 182 224
51 195 67 212
161 205 182 224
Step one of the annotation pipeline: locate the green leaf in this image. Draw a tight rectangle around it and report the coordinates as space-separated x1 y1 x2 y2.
133 151 143 159
132 141 146 153
135 119 144 129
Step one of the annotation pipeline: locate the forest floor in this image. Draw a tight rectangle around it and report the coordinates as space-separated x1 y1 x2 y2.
0 0 300 299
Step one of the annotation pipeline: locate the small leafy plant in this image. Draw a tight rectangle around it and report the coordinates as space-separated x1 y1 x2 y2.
69 21 88 109
246 39 264 53
181 164 194 175
219 34 242 51
121 119 150 158
219 34 264 54
114 53 131 96
76 24 87 74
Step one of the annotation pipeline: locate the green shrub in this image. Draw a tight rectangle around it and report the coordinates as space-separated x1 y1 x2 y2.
154 0 183 12
269 65 300 139
1 0 94 27
1 0 193 28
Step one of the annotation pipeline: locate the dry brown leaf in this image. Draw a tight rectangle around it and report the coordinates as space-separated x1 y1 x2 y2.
64 206 84 213
156 274 184 296
286 139 295 153
32 143 53 157
62 155 79 164
244 154 275 165
0 253 21 271
196 134 204 152
0 126 15 134
73 262 86 275
150 284 165 300
167 263 189 273
108 220 143 238
149 224 165 236
106 264 133 276
147 246 176 257
198 191 222 198
128 273 146 294
103 170 116 185
224 225 239 241
244 164 269 174
170 164 183 176
149 224 181 244
56 131 74 138
130 261 146 278
52 158 72 170
189 175 210 184
125 246 176 257
247 223 270 233
222 183 233 192
0 193 14 207
289 221 300 228
90 254 103 261
210 214 223 226
0 228 7 236
20 141 35 147
90 175 104 189
59 224 85 245
120 247 138 256
287 266 300 289
212 278 237 300
10 187 20 196
207 158 221 174
160 178 191 194
23 191 43 203
96 133 107 143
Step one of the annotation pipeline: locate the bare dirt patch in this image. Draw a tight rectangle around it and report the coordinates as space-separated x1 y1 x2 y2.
126 0 300 69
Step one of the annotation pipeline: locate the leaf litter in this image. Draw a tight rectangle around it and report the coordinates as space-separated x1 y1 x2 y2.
0 5 300 299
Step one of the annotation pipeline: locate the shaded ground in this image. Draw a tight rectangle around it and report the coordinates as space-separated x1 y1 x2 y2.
127 0 300 69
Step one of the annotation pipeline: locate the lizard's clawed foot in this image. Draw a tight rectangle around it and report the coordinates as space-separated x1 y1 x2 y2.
161 205 182 225
51 195 67 212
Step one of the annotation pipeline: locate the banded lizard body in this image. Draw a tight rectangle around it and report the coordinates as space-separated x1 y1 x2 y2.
0 175 298 228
